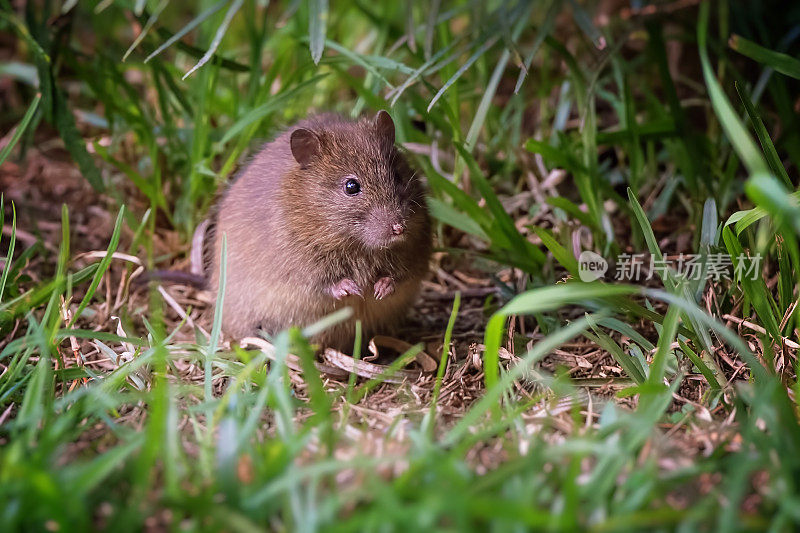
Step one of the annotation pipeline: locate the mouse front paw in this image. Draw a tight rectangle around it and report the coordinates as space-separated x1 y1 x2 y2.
327 278 363 300
373 277 395 300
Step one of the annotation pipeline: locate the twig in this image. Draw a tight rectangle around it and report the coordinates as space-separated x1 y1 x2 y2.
0 403 13 426
422 287 498 301
620 0 702 20
723 314 800 350
157 285 210 339
60 296 86 389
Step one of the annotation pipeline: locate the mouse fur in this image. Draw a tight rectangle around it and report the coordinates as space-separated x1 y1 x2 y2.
205 111 431 350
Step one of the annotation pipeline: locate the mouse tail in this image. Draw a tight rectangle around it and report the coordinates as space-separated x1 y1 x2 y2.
190 218 211 277
133 219 213 288
135 270 207 288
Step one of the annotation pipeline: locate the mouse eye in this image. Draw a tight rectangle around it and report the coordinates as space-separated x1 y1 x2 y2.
344 177 361 196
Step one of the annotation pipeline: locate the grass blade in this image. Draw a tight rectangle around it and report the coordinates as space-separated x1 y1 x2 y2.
122 0 170 62
678 339 723 391
697 2 768 177
426 197 489 241
455 143 545 268
54 89 104 192
427 292 460 429
0 92 40 167
0 203 16 305
309 0 329 64
484 283 639 388
68 206 126 327
567 0 606 50
206 234 227 421
514 0 559 93
647 302 680 386
735 81 793 188
63 438 142 496
423 0 441 60
583 326 646 384
448 314 597 445
427 37 498 112
532 226 578 275
144 0 228 63
730 34 800 80
182 0 244 80
220 73 328 145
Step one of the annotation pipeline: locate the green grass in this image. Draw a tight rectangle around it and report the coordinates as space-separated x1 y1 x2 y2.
1 0 800 530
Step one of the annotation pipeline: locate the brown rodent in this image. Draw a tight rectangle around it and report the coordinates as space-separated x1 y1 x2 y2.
205 111 432 350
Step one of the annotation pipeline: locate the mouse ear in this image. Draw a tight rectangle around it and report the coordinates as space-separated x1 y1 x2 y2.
290 128 320 169
374 110 395 146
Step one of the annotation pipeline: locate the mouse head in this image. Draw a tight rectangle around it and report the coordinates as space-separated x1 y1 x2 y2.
287 111 426 250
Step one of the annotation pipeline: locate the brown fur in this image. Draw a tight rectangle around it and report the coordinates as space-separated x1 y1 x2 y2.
207 112 431 350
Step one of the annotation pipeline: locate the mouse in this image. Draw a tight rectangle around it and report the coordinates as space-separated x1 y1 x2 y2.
204 111 432 350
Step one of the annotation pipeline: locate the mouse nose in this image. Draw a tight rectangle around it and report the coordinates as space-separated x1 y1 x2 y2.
392 223 404 235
